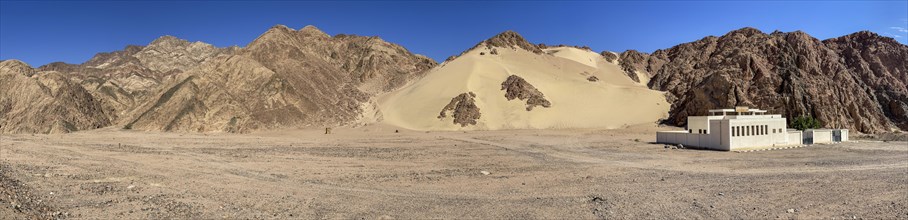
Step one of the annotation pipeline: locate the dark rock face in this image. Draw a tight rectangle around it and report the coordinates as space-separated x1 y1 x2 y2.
438 92 481 127
501 75 551 111
636 27 907 133
599 51 618 63
823 31 908 130
618 50 651 83
587 76 600 82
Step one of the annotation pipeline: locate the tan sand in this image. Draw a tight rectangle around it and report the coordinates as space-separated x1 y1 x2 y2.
377 46 669 130
2 126 906 219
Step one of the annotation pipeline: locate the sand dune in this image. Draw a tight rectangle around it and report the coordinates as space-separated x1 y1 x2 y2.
378 45 669 130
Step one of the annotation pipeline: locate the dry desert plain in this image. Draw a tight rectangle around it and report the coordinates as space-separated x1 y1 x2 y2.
1 125 906 219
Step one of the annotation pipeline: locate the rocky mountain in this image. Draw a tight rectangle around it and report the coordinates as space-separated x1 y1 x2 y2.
0 60 110 133
122 25 434 132
1 25 435 133
608 27 907 133
2 26 904 134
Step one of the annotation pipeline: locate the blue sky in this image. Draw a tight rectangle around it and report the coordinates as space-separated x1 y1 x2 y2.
1 1 906 66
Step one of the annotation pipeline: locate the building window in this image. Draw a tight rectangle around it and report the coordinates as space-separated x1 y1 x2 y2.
733 127 737 137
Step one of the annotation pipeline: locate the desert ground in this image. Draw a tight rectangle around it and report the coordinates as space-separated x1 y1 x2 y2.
1 125 906 219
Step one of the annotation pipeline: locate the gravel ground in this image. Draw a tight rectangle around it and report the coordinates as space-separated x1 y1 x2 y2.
1 125 906 219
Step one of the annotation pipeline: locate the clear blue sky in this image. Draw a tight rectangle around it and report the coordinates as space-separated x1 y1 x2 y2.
1 1 906 66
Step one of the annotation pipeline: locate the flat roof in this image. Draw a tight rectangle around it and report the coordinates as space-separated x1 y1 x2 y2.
708 109 767 113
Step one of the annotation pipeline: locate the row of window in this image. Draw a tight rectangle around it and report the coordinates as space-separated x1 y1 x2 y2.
732 125 780 137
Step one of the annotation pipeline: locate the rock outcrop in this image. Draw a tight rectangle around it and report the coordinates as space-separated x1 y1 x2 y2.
599 51 618 63
627 27 907 133
447 31 544 61
438 92 481 127
617 50 650 83
501 75 551 111
481 31 543 54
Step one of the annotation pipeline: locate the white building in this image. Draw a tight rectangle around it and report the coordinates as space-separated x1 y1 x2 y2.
656 107 808 151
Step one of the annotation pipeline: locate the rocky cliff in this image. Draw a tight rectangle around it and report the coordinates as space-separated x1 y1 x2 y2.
609 28 907 133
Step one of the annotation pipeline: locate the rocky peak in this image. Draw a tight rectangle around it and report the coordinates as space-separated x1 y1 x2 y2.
148 35 190 48
825 30 901 46
724 27 766 38
134 35 223 74
0 59 35 76
299 25 330 38
481 30 542 54
268 24 294 33
247 24 300 49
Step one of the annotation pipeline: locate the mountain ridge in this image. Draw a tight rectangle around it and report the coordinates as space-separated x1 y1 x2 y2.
1 26 904 134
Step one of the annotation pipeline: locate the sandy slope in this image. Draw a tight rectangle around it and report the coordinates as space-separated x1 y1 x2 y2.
378 46 669 130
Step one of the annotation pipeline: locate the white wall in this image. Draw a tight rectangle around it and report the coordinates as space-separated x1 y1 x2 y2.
806 129 834 144
687 116 711 134
727 118 787 150
656 130 725 150
787 131 803 145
